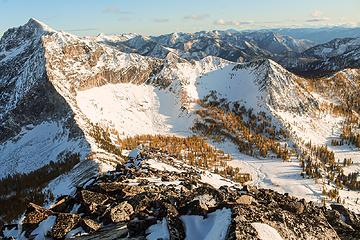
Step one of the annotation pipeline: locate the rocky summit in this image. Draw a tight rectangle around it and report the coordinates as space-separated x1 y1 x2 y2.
1 149 359 240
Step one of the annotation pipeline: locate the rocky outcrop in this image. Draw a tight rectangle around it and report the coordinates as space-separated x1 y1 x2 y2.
2 154 359 240
21 203 53 235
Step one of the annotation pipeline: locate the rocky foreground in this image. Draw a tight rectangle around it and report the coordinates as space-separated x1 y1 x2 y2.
1 151 360 240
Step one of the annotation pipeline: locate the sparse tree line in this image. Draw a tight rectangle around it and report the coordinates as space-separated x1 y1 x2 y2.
192 93 290 161
308 73 360 149
296 73 360 198
298 141 360 196
89 123 251 184
121 134 251 184
89 123 122 156
0 153 80 223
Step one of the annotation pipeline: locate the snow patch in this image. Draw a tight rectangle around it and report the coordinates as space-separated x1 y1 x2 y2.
251 222 284 240
146 218 170 240
30 215 57 240
180 208 232 240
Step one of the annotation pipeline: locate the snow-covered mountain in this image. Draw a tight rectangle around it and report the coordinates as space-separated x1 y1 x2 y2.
97 30 314 63
1 19 360 239
97 30 360 76
281 37 360 74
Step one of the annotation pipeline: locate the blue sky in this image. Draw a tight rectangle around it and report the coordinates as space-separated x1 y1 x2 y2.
1 0 359 36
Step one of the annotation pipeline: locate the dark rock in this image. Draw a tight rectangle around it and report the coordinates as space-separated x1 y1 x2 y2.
50 196 74 213
51 213 80 239
326 209 354 232
138 179 150 186
167 217 186 240
80 190 109 205
127 218 157 237
180 200 207 216
0 219 4 233
80 218 101 232
283 201 305 214
163 202 179 218
331 204 360 229
161 175 170 182
99 182 123 193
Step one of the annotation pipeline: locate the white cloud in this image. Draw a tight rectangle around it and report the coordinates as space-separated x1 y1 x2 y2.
214 19 252 27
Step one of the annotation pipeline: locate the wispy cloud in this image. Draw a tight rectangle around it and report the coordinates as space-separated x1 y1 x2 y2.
311 10 323 18
184 14 209 21
214 19 252 27
306 18 330 23
306 10 330 23
102 5 131 15
153 18 170 23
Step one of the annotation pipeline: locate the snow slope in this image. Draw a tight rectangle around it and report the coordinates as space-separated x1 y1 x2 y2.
76 83 194 137
0 121 89 179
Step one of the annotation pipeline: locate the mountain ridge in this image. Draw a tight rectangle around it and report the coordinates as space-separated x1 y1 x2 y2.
0 19 360 239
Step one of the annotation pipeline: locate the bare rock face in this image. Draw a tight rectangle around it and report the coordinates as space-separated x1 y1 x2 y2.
50 213 80 239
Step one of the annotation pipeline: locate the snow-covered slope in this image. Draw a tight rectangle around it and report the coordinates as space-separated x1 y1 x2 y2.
1 19 360 226
0 19 91 180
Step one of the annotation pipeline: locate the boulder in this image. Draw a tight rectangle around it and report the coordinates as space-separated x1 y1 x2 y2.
80 218 101 232
236 195 254 205
22 203 53 235
283 201 305 214
51 213 80 239
108 201 134 223
80 190 109 205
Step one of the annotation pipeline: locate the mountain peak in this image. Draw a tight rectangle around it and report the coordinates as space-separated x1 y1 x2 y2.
25 18 54 33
